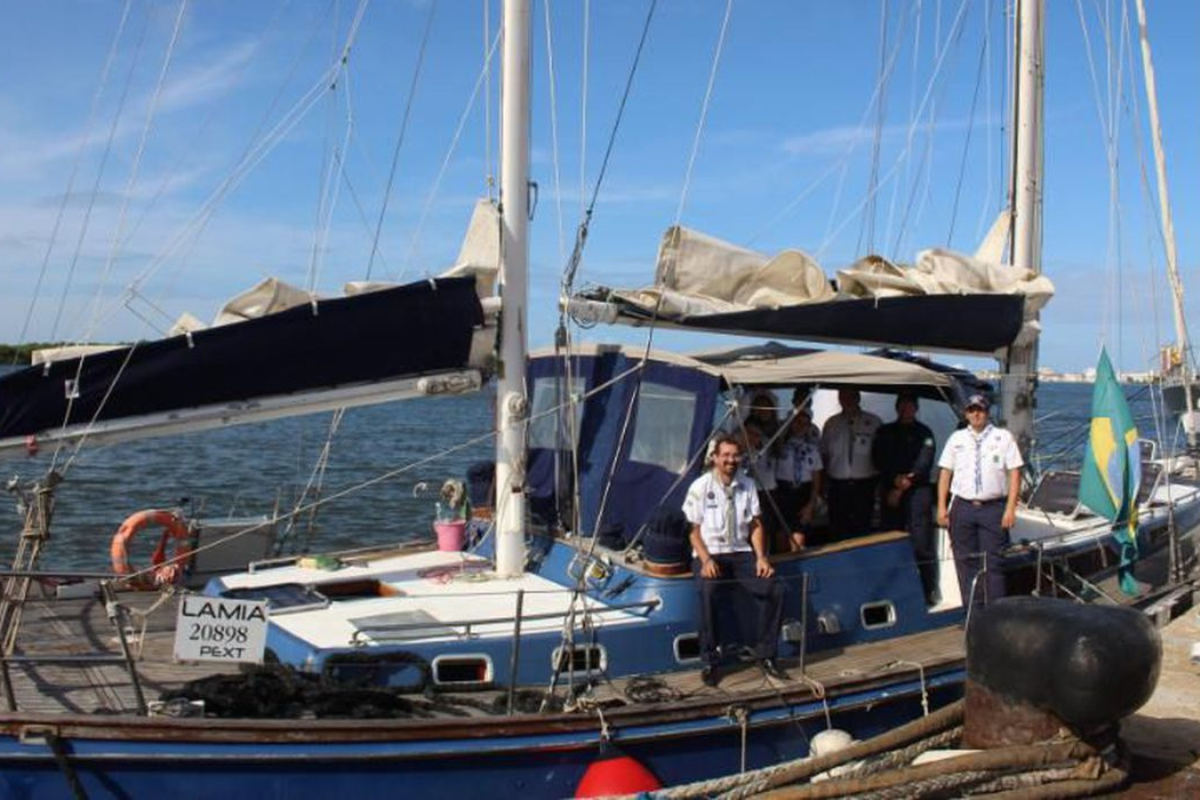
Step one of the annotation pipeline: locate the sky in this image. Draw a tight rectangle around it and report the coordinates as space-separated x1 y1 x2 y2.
1 0 1199 374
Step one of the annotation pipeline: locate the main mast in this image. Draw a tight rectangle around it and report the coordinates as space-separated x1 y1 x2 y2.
1001 0 1044 456
1133 0 1197 449
494 0 532 577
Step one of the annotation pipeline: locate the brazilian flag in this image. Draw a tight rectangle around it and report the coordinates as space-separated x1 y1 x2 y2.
1078 348 1142 595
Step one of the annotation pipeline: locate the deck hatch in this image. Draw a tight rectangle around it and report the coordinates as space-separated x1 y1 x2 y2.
349 609 457 642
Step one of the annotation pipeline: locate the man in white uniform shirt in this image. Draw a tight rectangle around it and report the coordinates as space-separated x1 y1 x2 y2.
820 388 882 538
683 434 786 687
936 393 1024 607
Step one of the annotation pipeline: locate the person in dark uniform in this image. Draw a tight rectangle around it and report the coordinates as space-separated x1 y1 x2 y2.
820 388 882 538
872 392 939 603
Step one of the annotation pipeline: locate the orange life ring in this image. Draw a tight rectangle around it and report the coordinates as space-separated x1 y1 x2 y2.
110 509 193 588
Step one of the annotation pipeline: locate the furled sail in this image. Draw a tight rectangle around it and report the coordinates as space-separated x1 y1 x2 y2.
0 277 490 454
0 199 504 455
569 225 1055 354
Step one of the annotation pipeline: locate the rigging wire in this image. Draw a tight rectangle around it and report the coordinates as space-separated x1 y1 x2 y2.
46 3 373 470
559 0 658 297
882 0 923 258
365 0 439 281
543 0 567 269
888 2 971 260
13 0 133 362
673 0 735 226
308 50 357 292
815 0 971 262
139 0 335 318
87 2 367 337
484 0 494 199
945 32 989 247
858 0 891 257
579 0 590 223
974 0 999 245
50 4 152 342
307 4 344 294
82 0 191 345
393 27 501 282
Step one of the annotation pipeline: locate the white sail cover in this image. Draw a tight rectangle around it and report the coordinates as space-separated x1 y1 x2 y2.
593 225 1055 349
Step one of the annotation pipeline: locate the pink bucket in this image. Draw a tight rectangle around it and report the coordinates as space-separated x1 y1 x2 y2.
434 520 467 551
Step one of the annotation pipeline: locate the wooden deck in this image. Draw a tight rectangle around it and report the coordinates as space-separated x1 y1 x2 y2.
2 586 966 720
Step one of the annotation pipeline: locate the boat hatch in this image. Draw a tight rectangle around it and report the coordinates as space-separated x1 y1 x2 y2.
431 655 494 686
349 610 458 643
551 644 606 674
673 633 701 663
221 583 330 614
860 601 897 630
316 578 403 600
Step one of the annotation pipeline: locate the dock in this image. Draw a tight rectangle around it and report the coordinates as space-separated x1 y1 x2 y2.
1117 600 1200 797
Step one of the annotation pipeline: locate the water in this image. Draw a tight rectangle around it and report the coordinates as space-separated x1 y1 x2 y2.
0 370 493 570
0 367 1177 572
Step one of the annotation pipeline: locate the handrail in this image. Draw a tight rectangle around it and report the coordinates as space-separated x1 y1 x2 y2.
351 598 660 645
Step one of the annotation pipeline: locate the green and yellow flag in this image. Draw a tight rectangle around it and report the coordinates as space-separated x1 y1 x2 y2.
1078 348 1142 595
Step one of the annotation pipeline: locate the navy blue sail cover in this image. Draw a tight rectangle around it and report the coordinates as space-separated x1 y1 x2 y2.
0 277 484 440
579 291 1026 353
528 351 719 542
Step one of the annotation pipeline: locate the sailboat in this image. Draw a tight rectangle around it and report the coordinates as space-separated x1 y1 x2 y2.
0 1 1195 797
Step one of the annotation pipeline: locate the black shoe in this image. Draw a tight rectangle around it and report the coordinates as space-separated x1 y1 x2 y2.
700 664 721 688
759 658 789 680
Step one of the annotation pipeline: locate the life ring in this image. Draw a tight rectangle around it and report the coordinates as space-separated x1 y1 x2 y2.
110 509 193 589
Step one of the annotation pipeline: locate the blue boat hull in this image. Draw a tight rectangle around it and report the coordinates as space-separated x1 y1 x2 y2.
0 671 963 799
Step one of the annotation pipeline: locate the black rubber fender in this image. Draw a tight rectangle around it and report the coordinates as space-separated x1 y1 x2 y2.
966 596 1161 729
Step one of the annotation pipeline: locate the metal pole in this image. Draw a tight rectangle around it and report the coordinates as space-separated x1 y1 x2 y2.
506 589 525 715
494 0 532 577
1133 0 1197 449
1001 0 1044 456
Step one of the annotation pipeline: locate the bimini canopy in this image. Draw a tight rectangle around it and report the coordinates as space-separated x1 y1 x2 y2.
536 342 960 399
568 225 1055 356
526 343 962 542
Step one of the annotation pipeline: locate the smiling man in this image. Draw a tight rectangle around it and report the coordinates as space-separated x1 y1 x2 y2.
683 433 786 687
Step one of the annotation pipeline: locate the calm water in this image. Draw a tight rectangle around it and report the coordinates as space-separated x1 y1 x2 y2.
0 367 1175 571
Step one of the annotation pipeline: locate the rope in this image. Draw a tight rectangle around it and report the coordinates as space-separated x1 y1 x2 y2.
649 700 964 800
44 731 89 800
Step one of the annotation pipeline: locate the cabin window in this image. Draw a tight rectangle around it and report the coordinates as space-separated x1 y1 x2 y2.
431 655 494 686
629 382 695 472
860 601 897 630
551 644 607 674
673 633 702 663
529 377 585 450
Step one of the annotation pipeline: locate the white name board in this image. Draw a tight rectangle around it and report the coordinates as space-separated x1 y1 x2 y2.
174 595 268 664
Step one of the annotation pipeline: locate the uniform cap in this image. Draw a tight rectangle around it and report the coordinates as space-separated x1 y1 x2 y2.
965 393 990 410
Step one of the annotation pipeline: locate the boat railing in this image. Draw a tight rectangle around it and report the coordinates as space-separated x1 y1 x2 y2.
349 597 661 645
0 575 148 714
